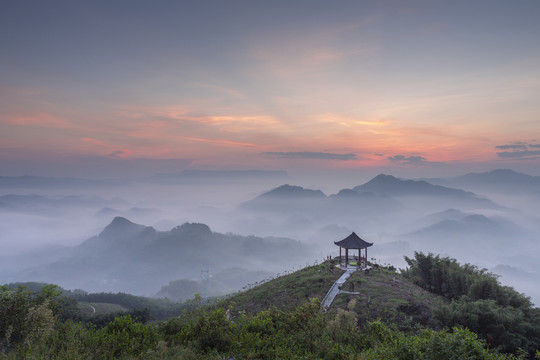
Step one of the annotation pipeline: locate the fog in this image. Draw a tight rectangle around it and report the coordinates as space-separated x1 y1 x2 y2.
1 169 539 304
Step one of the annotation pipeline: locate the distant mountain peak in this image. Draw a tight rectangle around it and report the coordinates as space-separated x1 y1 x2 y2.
238 184 327 212
455 168 540 184
173 222 213 236
260 184 326 198
333 189 361 197
110 216 134 225
489 168 521 175
371 174 400 182
354 174 469 197
99 216 148 239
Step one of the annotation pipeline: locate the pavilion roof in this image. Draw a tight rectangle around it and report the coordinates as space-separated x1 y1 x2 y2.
334 232 373 249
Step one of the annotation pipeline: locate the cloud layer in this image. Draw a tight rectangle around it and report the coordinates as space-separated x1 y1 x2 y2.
387 155 445 166
2 2 540 176
496 142 540 159
262 152 357 160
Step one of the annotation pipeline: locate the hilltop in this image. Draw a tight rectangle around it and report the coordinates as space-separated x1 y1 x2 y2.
222 259 437 327
217 252 540 356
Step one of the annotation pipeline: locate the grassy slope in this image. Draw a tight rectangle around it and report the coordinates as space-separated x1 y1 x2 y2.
222 260 438 326
223 261 344 314
335 267 436 326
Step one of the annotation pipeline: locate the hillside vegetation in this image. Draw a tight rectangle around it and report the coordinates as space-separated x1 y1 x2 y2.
1 253 540 359
222 259 437 329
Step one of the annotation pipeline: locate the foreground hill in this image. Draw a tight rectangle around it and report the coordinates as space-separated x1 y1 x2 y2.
222 259 437 326
3 252 539 359
219 253 540 356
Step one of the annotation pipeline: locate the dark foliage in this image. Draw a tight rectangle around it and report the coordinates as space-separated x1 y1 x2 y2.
403 252 540 356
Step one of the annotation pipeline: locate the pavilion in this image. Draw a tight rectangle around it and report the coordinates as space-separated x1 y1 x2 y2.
335 232 373 268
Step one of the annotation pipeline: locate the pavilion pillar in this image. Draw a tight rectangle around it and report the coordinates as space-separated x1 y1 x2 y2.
339 247 342 265
345 248 349 266
365 247 368 267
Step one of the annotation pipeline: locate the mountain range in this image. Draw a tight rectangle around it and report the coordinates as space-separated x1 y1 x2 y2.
4 217 309 296
237 174 499 238
425 169 540 193
243 174 496 208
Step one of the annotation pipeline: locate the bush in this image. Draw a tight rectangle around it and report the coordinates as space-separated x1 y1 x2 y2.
93 316 159 359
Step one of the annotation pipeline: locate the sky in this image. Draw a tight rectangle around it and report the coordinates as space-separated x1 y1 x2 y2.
2 0 540 178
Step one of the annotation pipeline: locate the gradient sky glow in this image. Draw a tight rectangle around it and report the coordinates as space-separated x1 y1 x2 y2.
2 0 540 177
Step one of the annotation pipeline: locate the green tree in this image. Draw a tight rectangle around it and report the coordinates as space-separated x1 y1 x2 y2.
0 284 60 351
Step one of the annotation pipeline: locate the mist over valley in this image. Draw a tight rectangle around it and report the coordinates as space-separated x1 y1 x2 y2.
1 168 539 305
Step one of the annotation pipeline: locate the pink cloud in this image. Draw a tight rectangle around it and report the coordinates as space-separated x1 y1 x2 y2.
5 113 70 127
184 137 259 149
81 137 109 147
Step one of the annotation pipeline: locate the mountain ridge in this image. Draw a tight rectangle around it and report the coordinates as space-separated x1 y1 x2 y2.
8 217 311 296
353 174 479 198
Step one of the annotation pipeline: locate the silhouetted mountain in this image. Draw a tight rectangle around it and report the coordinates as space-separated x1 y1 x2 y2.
258 184 326 199
9 217 310 296
76 217 157 256
329 188 399 205
409 209 469 229
354 174 474 197
404 211 533 263
325 189 402 221
425 169 540 193
100 216 148 238
449 169 540 194
236 177 501 239
239 184 326 213
411 212 525 238
352 174 497 212
457 168 539 184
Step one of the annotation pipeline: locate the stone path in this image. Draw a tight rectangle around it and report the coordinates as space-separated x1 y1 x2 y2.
320 268 357 311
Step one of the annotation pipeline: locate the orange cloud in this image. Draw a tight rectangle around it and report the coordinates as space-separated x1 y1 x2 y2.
80 138 134 158
111 105 192 120
195 115 284 133
184 137 259 149
5 113 69 127
81 137 109 147
106 149 134 158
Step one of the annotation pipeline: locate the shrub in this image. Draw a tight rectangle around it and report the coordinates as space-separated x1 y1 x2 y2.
94 315 159 359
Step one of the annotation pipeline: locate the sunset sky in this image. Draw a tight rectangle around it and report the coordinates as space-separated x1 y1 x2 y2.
2 0 540 178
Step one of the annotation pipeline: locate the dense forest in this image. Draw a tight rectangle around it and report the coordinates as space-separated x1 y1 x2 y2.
1 253 540 359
